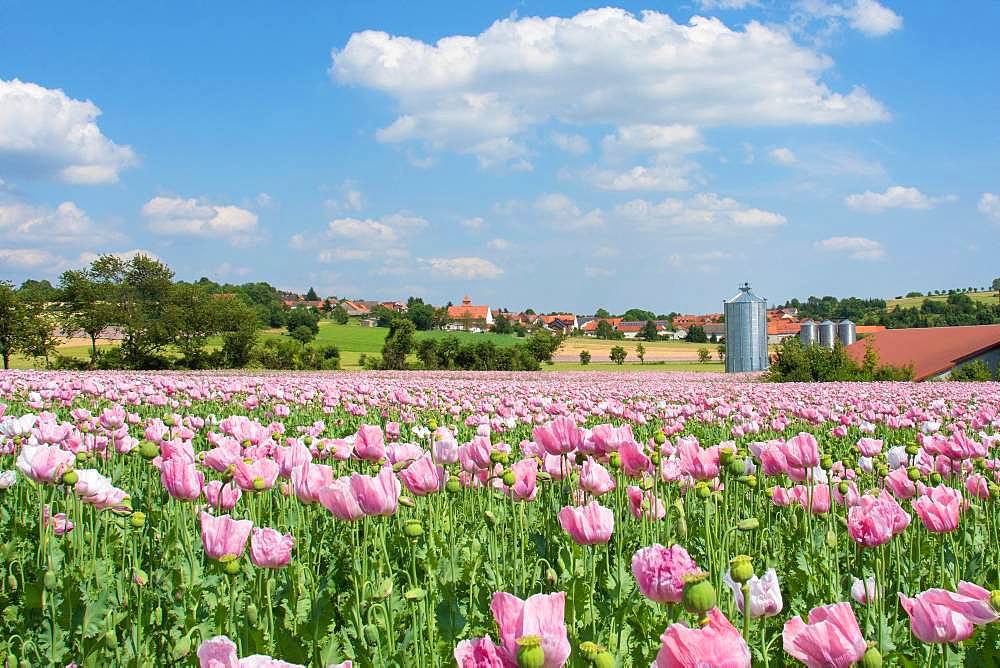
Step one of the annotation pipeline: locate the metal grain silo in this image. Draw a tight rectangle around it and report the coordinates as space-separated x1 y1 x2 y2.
818 320 836 349
799 320 818 346
837 319 856 347
724 283 769 373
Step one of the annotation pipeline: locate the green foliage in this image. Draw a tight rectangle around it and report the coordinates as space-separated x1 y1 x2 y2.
697 347 711 363
416 336 542 371
950 359 996 381
595 320 623 340
0 281 61 369
767 337 912 382
305 287 320 301
609 345 627 365
640 320 659 341
717 344 726 361
685 325 708 343
594 308 610 318
286 309 320 336
525 330 561 364
579 350 591 365
331 304 349 325
290 325 316 345
635 342 645 364
621 308 656 322
381 317 416 369
492 314 513 335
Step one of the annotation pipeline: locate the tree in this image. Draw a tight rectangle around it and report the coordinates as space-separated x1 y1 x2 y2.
59 269 114 359
609 345 627 365
17 279 59 304
717 344 726 361
18 302 61 368
526 330 561 364
635 342 645 364
492 314 513 334
406 301 436 331
381 317 416 369
950 360 994 381
305 287 320 301
0 282 28 369
290 325 316 344
579 350 591 365
686 325 708 343
286 308 320 336
698 348 711 364
595 319 620 340
993 278 1000 292
331 304 349 325
622 308 656 322
641 320 659 341
97 254 176 367
595 308 610 319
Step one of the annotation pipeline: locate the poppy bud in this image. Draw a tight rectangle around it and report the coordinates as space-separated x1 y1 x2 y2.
7 574 16 591
682 573 716 616
246 603 259 626
654 431 667 445
43 570 57 590
104 629 117 650
876 465 889 477
399 496 415 508
729 555 754 584
490 450 507 464
516 635 545 668
75 451 88 462
403 519 423 539
6 654 17 668
719 448 734 466
445 478 461 494
738 517 759 531
364 624 380 644
640 477 653 491
428 418 438 430
650 451 661 466
172 634 192 660
990 483 1000 499
484 511 497 527
826 529 838 549
404 588 426 601
546 567 558 586
132 568 148 586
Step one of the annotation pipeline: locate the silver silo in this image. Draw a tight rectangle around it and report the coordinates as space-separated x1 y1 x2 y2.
818 320 836 349
724 283 769 373
837 319 857 347
799 320 819 346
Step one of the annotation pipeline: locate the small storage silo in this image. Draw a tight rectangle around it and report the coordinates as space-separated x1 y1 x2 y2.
724 283 769 373
818 320 836 349
838 319 857 347
799 320 818 346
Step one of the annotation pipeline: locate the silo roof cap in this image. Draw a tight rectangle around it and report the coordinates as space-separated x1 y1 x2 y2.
726 282 766 304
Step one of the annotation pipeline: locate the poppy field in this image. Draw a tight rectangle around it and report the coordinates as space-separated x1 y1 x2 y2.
1 370 1000 667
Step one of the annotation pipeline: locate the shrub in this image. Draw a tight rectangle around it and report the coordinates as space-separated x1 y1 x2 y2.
579 350 591 365
950 359 994 381
766 337 912 382
609 346 627 365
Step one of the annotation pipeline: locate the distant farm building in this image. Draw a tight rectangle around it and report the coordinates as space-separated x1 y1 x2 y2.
446 295 494 332
845 324 1000 381
340 300 370 317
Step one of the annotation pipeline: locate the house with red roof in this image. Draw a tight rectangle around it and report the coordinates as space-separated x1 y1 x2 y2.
446 295 494 331
845 324 1000 381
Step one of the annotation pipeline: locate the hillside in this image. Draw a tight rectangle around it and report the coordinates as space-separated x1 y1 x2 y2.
886 290 998 310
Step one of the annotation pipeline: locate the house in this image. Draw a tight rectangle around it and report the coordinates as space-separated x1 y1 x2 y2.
856 325 887 336
767 319 801 344
447 295 494 331
580 317 622 336
535 314 579 333
616 320 672 339
340 300 370 317
844 324 1000 381
703 323 727 341
380 301 407 313
672 313 722 329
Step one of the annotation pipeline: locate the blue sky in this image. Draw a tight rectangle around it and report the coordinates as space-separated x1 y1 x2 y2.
1 1 998 313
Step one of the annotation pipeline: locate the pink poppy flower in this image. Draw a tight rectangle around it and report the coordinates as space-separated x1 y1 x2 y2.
15 443 75 484
453 636 512 668
353 424 386 461
654 607 751 667
627 486 666 521
349 464 400 516
199 512 252 561
899 582 999 644
204 480 242 511
290 463 333 505
532 416 582 456
249 527 294 569
579 459 616 497
160 457 204 501
398 452 446 496
317 478 365 521
506 458 538 502
782 602 866 668
491 591 571 668
557 500 613 545
912 484 962 533
197 634 304 667
232 458 280 491
631 544 702 604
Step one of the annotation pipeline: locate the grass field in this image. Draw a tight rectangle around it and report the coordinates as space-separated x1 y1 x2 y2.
886 290 999 310
8 319 726 372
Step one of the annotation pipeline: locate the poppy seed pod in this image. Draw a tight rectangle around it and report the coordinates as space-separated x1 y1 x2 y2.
139 441 159 460
719 447 734 466
729 555 754 584
860 646 882 668
403 519 423 539
907 467 922 481
609 452 621 469
445 478 461 494
990 590 1000 612
929 472 943 486
905 443 919 456
654 431 667 445
502 470 516 487
515 635 545 668
838 480 850 495
696 483 711 499
744 475 758 488
61 469 78 485
682 573 716 616
820 455 833 470
222 558 241 576
130 511 145 528
246 603 259 626
727 458 744 476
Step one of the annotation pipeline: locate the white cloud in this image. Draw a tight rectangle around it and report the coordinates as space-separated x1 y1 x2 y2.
798 1 902 37
288 233 307 249
696 0 760 8
815 235 884 260
487 238 510 250
381 212 429 230
77 248 159 265
978 193 1000 220
460 216 485 229
601 124 703 157
616 193 787 230
423 256 504 279
769 147 797 164
324 184 365 212
588 163 694 192
318 248 373 262
214 262 252 278
535 193 604 228
550 132 591 155
845 186 954 213
0 78 137 184
143 196 259 243
0 248 62 269
331 9 888 160
0 199 109 244
327 217 397 242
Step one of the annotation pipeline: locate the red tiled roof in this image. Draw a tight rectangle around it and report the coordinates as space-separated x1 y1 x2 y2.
581 317 621 331
448 304 489 320
767 320 801 335
845 324 1000 381
856 325 886 334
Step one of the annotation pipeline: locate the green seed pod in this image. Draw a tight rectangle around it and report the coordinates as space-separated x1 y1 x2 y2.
489 450 506 464
649 451 661 466
820 455 833 470
130 511 146 528
104 629 118 650
445 478 461 494
139 441 159 460
838 481 850 495
43 570 57 590
876 465 889 477
859 646 882 668
403 519 424 539
989 483 1000 499
516 635 545 668
744 475 758 489
907 467 922 481
729 555 754 584
738 517 759 531
223 559 241 576
608 452 621 470
501 470 516 487
727 458 744 476
682 573 716 616
246 603 259 626
364 624 380 644
696 483 711 500
61 470 78 486
428 418 438 430
826 529 838 549
929 472 943 486
654 431 667 445
719 447 734 466
593 651 615 668
75 451 88 462
905 443 919 456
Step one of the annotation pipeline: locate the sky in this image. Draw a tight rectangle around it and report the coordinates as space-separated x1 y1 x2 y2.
1 1 999 314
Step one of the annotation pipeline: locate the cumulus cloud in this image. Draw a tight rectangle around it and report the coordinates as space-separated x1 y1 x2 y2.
0 198 110 244
77 248 160 266
601 124 703 157
327 217 397 242
978 193 1000 220
143 196 259 243
0 248 63 269
588 162 695 192
550 132 591 155
815 235 884 260
535 193 604 229
422 256 504 279
318 248 373 262
845 186 954 212
0 78 137 184
616 193 787 230
487 238 511 250
769 147 797 164
331 8 888 162
797 0 902 37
